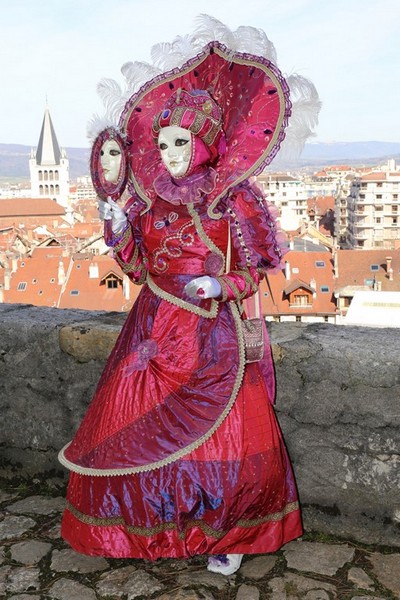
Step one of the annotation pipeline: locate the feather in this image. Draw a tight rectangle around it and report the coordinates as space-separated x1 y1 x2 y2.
234 26 277 63
97 78 123 112
87 113 116 141
121 61 160 95
191 14 235 50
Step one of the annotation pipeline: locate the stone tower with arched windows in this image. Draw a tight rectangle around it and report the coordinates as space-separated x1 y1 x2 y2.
29 107 70 207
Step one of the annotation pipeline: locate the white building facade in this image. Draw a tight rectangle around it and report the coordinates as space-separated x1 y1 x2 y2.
347 166 400 249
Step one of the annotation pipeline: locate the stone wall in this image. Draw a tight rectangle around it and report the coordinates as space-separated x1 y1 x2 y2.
0 303 399 547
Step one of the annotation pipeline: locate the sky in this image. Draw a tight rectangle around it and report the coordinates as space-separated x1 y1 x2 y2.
1 0 399 148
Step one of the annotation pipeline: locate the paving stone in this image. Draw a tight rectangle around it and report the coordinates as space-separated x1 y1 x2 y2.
96 565 164 599
0 491 17 504
11 539 52 564
49 577 97 600
6 566 41 593
155 589 217 600
348 567 375 591
151 558 192 573
125 569 165 600
43 522 62 540
6 495 65 515
236 583 260 600
0 565 12 594
0 515 36 542
369 552 400 597
96 565 138 597
268 573 337 597
351 597 385 600
304 591 330 600
178 569 231 591
239 555 277 580
7 595 41 600
50 548 108 573
283 540 355 576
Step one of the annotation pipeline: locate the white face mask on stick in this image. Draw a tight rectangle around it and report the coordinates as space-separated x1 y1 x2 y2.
158 126 192 178
100 139 122 182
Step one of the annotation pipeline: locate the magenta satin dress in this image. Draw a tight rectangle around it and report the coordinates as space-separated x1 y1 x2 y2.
59 180 302 558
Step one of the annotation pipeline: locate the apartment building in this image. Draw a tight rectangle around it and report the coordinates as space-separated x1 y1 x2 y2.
257 173 308 230
347 169 400 249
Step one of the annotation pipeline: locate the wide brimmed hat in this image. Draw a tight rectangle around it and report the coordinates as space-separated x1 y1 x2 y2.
119 41 291 217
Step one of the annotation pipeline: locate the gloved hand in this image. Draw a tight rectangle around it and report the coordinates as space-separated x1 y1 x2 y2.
98 198 128 235
184 276 222 299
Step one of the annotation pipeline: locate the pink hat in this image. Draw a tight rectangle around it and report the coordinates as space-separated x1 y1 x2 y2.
120 41 291 216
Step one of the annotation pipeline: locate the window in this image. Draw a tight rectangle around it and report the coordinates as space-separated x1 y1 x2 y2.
106 275 119 289
50 278 55 283
375 205 383 211
296 316 302 322
70 290 79 296
376 194 382 199
315 261 325 267
17 282 27 291
294 294 309 306
32 278 37 284
320 286 330 293
375 218 382 224
393 218 398 226
263 292 269 297
370 265 379 271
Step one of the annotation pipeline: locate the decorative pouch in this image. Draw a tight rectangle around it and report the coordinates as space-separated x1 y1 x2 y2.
241 291 264 363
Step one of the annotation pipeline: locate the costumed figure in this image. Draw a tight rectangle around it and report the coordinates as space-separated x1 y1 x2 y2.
59 16 320 575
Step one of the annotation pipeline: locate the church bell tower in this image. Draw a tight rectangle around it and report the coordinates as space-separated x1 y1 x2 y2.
29 107 70 208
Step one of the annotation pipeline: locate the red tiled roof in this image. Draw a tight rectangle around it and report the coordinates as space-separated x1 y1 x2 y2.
2 249 142 311
326 165 352 171
336 250 400 292
3 247 69 307
360 172 386 181
0 198 65 217
307 196 335 214
259 251 336 316
58 254 140 311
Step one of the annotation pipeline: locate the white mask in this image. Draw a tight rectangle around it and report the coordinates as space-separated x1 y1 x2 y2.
100 139 122 183
158 126 192 178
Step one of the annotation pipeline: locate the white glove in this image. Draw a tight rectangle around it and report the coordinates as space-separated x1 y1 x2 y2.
98 198 128 235
184 276 222 299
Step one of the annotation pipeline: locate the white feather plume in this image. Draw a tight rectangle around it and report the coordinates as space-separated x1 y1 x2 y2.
191 14 236 51
233 26 277 63
88 13 321 164
121 61 161 95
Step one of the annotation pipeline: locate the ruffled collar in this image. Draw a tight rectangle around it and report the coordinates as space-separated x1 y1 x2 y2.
153 167 217 205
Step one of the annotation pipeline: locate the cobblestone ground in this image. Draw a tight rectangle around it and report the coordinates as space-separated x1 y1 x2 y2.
0 479 399 600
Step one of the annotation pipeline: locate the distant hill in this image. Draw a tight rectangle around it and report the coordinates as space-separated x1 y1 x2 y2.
300 141 400 163
0 144 90 180
0 141 399 180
